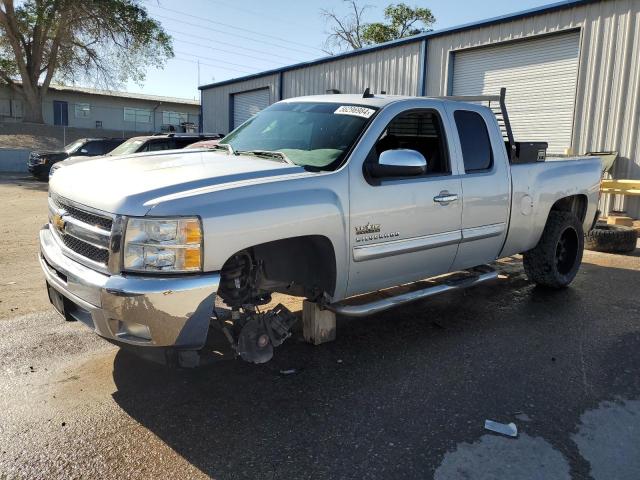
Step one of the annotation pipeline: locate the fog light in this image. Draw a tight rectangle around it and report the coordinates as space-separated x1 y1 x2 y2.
117 321 152 340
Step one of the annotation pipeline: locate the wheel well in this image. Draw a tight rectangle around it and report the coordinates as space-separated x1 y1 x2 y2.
550 195 588 223
253 235 337 297
219 236 337 306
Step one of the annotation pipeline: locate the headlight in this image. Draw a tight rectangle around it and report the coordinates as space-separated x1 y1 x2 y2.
123 217 203 273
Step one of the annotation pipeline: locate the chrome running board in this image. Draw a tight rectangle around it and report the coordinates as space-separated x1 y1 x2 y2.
326 267 498 317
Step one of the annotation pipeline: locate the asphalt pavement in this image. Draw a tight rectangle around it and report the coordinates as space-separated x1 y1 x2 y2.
0 175 639 479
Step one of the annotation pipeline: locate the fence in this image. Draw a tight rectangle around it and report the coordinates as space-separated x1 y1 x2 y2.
0 148 30 172
0 121 156 173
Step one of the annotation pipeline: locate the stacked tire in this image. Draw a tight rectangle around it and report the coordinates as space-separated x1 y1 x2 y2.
585 224 637 253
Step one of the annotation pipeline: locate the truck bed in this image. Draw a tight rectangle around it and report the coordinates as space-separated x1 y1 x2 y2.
500 156 602 258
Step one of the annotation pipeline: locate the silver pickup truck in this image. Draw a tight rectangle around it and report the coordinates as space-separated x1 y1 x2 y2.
40 90 601 365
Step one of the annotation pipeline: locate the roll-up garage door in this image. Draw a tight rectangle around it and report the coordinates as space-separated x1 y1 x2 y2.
452 31 580 154
233 88 270 129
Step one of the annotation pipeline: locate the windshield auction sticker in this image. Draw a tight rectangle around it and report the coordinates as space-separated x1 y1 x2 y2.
334 105 376 118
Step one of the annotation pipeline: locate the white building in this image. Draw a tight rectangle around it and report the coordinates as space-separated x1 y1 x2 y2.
1 84 200 133
200 0 640 217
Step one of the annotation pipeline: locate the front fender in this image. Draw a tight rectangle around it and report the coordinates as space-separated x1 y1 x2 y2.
147 170 350 300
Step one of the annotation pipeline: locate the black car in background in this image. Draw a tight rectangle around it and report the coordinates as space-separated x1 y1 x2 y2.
48 133 224 178
27 137 126 180
99 133 224 156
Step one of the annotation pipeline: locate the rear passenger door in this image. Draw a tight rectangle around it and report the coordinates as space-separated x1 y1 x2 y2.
444 104 510 270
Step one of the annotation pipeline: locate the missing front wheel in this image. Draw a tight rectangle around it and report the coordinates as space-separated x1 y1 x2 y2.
214 304 297 364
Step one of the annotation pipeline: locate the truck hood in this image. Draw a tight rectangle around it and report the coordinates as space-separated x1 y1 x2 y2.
59 154 104 167
35 149 66 156
49 150 307 216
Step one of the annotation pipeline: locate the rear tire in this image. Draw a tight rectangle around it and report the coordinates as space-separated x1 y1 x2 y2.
523 211 584 288
585 224 637 253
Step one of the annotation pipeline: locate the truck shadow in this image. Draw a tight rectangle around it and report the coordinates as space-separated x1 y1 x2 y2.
110 258 640 479
0 173 49 192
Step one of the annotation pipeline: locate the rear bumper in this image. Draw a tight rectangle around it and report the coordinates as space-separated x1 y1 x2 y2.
39 225 220 350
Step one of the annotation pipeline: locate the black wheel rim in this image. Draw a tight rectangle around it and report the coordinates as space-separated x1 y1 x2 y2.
555 226 579 275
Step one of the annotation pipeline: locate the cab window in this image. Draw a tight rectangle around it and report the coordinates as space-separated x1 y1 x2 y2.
371 109 450 176
454 110 493 173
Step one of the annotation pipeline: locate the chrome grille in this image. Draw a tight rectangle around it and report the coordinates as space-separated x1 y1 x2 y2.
28 153 44 166
60 234 110 264
51 195 113 230
49 194 113 270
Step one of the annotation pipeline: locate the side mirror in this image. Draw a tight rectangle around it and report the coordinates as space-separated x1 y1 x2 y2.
369 149 427 178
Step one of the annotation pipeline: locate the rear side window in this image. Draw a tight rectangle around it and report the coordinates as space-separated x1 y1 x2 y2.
454 110 493 172
147 140 172 151
174 138 198 148
83 141 105 155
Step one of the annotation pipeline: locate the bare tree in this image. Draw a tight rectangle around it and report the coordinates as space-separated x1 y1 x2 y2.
320 0 370 54
321 1 435 53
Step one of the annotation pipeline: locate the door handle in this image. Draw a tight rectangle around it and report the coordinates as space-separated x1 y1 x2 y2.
434 192 458 204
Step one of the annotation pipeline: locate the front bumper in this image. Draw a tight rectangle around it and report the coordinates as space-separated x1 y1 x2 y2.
28 162 49 176
39 225 220 349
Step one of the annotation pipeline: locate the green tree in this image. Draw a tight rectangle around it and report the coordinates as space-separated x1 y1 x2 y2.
321 1 435 53
0 0 172 123
362 4 435 44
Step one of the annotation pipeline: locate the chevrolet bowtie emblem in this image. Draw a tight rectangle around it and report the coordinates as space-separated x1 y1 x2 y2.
53 213 66 233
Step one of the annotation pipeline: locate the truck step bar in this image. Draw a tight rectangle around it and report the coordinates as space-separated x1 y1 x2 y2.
326 267 498 317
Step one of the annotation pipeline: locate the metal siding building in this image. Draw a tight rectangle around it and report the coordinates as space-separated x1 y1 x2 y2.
201 0 640 216
201 74 280 133
282 43 423 99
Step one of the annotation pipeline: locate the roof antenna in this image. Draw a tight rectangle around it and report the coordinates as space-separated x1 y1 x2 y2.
362 87 374 98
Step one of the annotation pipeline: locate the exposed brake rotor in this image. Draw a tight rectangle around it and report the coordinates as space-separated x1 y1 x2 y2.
234 304 297 364
237 318 274 364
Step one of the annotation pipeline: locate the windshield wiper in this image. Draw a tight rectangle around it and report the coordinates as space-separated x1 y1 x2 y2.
236 150 294 165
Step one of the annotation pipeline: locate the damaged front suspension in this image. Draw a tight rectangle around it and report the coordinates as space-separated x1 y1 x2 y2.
214 304 297 364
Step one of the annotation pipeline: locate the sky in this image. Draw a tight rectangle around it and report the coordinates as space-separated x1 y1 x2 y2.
124 0 557 100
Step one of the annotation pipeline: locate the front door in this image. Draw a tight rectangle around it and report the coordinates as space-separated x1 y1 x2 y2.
53 101 68 126
347 102 463 296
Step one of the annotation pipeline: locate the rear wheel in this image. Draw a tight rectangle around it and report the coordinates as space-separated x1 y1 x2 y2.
523 211 584 288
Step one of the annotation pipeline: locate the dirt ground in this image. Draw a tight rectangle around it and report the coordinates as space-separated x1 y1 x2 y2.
1 173 639 479
0 174 303 319
0 175 51 319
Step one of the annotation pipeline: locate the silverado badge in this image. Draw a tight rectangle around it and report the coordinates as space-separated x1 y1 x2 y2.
354 223 399 242
355 223 381 235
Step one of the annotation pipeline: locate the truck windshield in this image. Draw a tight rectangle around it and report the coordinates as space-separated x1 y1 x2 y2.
108 138 146 156
63 139 86 154
221 102 377 170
